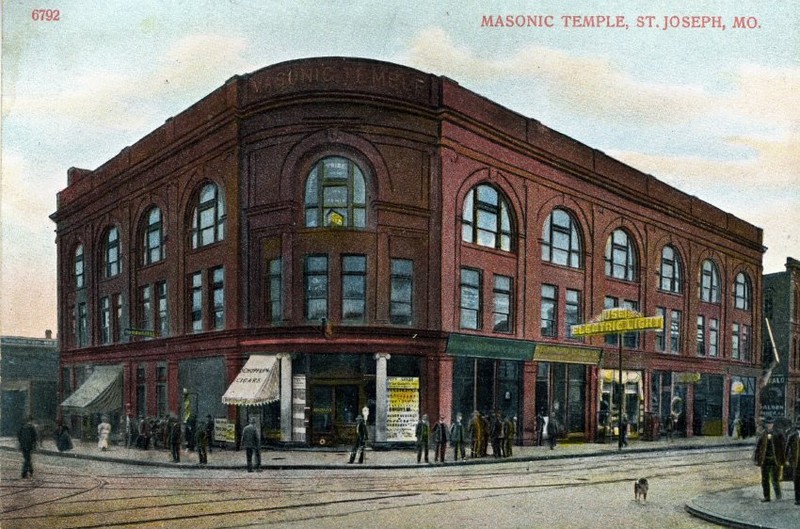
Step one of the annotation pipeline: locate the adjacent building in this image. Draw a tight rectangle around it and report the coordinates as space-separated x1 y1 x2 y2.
51 57 765 447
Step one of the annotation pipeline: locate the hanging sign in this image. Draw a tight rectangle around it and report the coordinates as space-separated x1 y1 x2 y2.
571 308 663 337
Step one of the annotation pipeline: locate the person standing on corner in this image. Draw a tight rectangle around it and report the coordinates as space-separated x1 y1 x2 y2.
242 417 262 472
432 414 448 463
196 420 209 465
467 410 482 458
536 410 545 447
205 415 215 453
97 415 112 451
349 414 368 464
18 416 38 479
415 414 430 463
449 413 466 462
620 414 629 447
754 417 786 502
783 417 800 506
169 417 182 463
505 416 517 458
546 415 559 450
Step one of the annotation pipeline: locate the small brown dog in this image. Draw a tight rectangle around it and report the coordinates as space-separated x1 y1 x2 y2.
634 478 649 502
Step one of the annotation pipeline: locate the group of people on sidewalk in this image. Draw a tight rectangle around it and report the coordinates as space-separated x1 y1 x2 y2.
754 416 800 506
414 411 518 464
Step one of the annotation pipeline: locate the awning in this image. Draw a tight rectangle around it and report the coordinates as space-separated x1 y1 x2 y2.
446 333 535 361
532 344 603 365
221 355 280 406
61 365 123 414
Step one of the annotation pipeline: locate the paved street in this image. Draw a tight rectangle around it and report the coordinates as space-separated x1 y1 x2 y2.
2 437 795 529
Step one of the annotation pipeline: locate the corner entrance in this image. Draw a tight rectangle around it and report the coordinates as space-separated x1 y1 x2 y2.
310 383 360 447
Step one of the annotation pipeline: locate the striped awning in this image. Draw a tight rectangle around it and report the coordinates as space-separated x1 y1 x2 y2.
221 355 280 406
61 365 123 414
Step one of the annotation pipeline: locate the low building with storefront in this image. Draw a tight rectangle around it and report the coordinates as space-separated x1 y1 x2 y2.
51 57 764 447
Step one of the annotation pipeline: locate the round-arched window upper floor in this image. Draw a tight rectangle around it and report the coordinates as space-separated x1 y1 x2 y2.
141 206 164 265
541 208 582 268
659 245 683 294
604 229 637 281
734 272 752 310
103 226 121 278
461 184 514 252
700 259 721 304
304 156 367 229
74 244 85 288
191 183 226 249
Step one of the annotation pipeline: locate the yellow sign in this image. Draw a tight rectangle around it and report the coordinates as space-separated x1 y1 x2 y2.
571 309 663 337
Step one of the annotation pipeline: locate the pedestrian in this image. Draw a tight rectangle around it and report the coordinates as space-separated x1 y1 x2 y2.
170 417 182 462
450 413 466 462
479 411 490 457
185 415 197 452
348 414 368 464
467 410 482 458
57 423 73 452
97 415 112 451
432 415 448 463
138 415 151 450
536 410 545 447
504 416 517 457
415 414 430 463
490 412 502 458
547 415 559 450
732 414 744 440
123 413 135 449
754 416 786 502
205 415 215 453
665 413 675 442
18 416 38 478
196 421 208 465
783 417 800 506
620 414 629 447
242 417 261 472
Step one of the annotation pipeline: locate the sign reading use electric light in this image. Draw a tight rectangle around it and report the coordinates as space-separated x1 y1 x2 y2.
570 308 663 337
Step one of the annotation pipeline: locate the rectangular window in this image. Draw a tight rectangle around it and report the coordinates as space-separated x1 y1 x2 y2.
655 307 666 351
113 294 123 342
342 255 366 322
604 296 618 346
741 325 751 362
156 363 168 418
732 323 741 360
136 365 146 417
305 255 328 321
191 272 203 333
211 266 225 330
156 281 168 337
565 289 581 339
541 284 558 337
139 284 152 337
460 268 482 330
622 300 639 348
670 310 682 353
77 303 88 347
697 315 706 356
100 296 111 345
493 275 513 333
268 258 282 323
709 318 719 357
390 259 413 325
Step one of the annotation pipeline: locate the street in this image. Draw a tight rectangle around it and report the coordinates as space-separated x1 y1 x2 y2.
0 445 762 528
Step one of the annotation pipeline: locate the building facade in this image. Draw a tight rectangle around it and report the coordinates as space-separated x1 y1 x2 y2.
762 257 800 423
51 57 765 447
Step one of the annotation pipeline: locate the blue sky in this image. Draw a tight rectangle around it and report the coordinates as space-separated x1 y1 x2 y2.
2 0 798 336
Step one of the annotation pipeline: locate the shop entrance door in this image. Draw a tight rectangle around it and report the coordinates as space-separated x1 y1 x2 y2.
310 383 360 446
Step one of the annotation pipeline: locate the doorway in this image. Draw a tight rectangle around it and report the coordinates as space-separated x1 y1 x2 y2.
310 383 360 446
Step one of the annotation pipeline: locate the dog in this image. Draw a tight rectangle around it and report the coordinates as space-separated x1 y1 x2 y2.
634 478 649 502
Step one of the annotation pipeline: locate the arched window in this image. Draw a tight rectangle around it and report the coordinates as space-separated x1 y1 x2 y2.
734 272 751 310
191 183 225 249
541 208 581 268
604 229 637 281
659 245 683 293
74 244 85 288
304 157 367 229
142 207 164 265
700 259 721 303
104 227 121 278
462 184 513 252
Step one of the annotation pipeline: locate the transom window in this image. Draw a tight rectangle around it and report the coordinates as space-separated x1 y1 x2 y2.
659 245 683 293
462 184 513 252
143 207 164 265
304 157 367 229
191 183 225 249
74 244 85 288
700 259 721 303
604 229 637 281
734 272 751 310
541 208 581 268
104 227 121 278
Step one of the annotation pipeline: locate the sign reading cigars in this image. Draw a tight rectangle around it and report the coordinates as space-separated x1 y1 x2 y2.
570 308 663 337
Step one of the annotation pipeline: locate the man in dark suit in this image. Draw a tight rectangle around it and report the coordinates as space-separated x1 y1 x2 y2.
18 416 38 478
348 415 368 464
415 414 430 463
784 417 800 506
754 417 786 502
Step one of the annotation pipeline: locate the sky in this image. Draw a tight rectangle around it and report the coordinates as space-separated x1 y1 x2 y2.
2 0 798 337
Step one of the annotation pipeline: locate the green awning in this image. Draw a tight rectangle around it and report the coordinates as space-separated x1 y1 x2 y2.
532 343 603 365
61 365 123 414
446 333 535 361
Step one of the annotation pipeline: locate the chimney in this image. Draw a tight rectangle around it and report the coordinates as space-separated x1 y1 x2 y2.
45 329 53 339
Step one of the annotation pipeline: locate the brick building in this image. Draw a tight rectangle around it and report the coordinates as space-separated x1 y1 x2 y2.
51 57 764 447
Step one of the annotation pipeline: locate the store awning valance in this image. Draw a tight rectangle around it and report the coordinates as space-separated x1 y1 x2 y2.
221 355 280 406
532 344 603 365
446 333 535 361
61 365 123 414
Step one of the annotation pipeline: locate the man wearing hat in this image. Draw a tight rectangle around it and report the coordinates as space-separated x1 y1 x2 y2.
348 414 368 464
784 417 800 506
754 416 786 502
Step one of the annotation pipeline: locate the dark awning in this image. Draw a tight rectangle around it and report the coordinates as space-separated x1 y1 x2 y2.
221 355 280 406
446 333 536 361
61 365 123 414
532 344 603 365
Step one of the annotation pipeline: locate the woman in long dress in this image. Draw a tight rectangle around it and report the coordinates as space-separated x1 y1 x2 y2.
97 416 112 451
